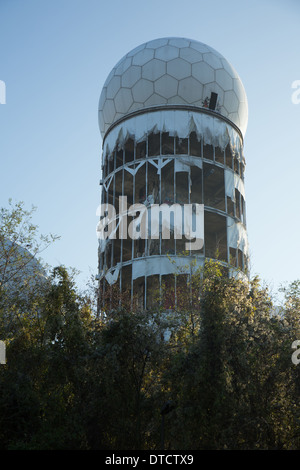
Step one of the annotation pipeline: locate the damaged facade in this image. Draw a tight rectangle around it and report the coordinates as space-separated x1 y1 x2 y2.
97 37 249 310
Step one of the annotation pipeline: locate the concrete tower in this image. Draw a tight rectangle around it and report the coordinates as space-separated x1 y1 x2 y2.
97 37 249 310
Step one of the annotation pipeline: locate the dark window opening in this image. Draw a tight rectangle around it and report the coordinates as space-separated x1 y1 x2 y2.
189 131 201 157
203 163 225 211
115 171 122 216
203 143 214 160
116 148 123 168
113 238 121 267
147 162 160 205
134 237 145 258
229 247 237 267
123 172 133 205
122 238 132 262
241 195 246 226
176 171 189 204
240 162 245 180
136 140 146 160
235 189 241 220
204 211 227 261
225 145 232 168
176 136 188 155
148 132 160 157
105 241 112 270
234 156 240 175
135 164 146 204
108 182 114 206
190 166 202 205
227 196 234 217
125 138 134 163
162 132 174 155
121 265 132 296
215 146 224 165
237 249 244 270
161 160 174 205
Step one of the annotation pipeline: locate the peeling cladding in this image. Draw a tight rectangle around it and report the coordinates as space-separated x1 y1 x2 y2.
98 37 248 138
98 37 249 310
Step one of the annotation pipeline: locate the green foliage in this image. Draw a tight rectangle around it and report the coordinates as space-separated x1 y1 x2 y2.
0 201 300 449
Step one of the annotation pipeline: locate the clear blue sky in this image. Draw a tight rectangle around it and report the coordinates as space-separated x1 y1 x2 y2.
0 0 299 299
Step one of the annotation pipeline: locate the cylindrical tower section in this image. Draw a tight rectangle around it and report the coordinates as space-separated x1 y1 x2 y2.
97 37 249 310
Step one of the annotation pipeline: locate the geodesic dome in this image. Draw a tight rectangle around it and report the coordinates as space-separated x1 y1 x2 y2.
98 37 248 139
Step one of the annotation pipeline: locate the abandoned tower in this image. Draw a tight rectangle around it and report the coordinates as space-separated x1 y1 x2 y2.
97 37 249 309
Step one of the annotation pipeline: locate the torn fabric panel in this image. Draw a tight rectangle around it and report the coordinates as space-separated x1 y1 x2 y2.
103 109 243 157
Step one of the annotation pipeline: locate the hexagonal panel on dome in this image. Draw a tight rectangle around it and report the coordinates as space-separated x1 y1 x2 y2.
167 58 191 80
121 66 141 88
142 59 166 81
114 88 133 115
132 79 153 103
178 76 203 103
98 37 248 138
192 61 214 84
155 74 178 99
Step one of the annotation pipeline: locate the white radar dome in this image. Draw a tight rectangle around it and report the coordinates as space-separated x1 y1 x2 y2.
98 37 248 138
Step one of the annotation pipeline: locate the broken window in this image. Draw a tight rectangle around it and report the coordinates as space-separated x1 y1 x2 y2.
147 161 160 205
243 253 248 272
103 155 107 179
125 138 134 163
135 163 146 204
161 160 174 205
106 240 112 270
203 163 225 211
189 131 201 157
176 136 188 155
229 246 237 267
241 195 246 226
122 237 132 263
115 170 123 216
121 264 132 297
136 139 146 160
148 132 160 157
215 146 224 165
108 178 114 206
133 235 145 258
235 189 241 220
113 238 121 267
204 211 227 261
227 196 234 217
225 145 232 168
203 143 214 160
240 162 245 180
107 153 114 176
190 166 202 205
176 171 189 204
116 147 123 168
162 132 174 155
234 155 240 175
123 171 133 205
237 249 243 270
